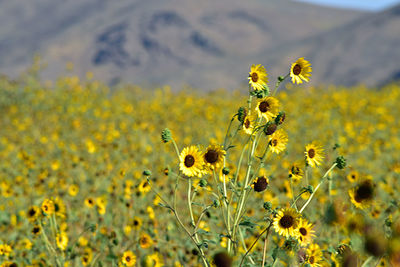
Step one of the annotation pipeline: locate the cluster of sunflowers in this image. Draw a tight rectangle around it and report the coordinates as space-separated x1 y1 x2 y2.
0 56 399 266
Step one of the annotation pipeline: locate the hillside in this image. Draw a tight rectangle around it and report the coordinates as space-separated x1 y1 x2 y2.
0 0 366 89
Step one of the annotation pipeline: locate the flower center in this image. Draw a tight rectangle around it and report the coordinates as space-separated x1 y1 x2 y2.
309 256 315 264
205 149 219 164
259 101 270 113
272 139 278 147
293 64 302 75
251 72 258 82
184 155 195 167
300 227 307 236
355 183 373 202
126 256 131 262
279 215 294 228
29 208 36 216
308 149 315 158
244 118 251 128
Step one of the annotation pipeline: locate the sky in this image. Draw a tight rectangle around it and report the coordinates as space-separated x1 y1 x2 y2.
295 0 400 11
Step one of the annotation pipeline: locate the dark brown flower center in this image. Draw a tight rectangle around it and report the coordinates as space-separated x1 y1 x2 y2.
279 215 294 228
184 155 195 167
293 64 302 75
355 182 373 202
259 101 270 113
300 227 307 236
251 72 258 82
244 118 250 128
28 208 36 217
309 256 315 264
126 256 131 262
205 149 219 164
308 149 315 158
292 166 300 175
253 176 268 192
272 139 278 147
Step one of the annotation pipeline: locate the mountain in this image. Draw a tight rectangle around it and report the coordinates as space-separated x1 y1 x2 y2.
260 3 400 87
0 0 367 90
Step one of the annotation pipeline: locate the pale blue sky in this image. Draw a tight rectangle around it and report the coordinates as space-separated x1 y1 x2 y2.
295 0 400 11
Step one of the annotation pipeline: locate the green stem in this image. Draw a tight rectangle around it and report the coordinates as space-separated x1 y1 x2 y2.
272 73 289 96
299 163 337 213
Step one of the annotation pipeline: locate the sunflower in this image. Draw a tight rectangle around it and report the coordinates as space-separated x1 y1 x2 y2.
349 180 375 209
31 225 42 237
54 197 66 218
179 146 205 177
248 64 268 91
41 198 55 215
347 171 359 183
56 232 68 251
289 162 303 183
296 218 315 246
139 233 153 249
203 144 226 171
273 208 301 238
81 247 93 266
145 252 164 267
27 205 40 222
290 57 312 84
269 129 288 154
255 97 279 122
121 251 136 266
84 197 95 208
132 216 142 230
305 243 323 267
305 142 324 168
137 180 151 194
243 113 257 135
252 176 269 192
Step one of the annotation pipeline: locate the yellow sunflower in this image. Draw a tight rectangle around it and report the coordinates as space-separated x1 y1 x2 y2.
243 113 257 135
27 205 40 222
54 197 66 218
273 208 300 238
305 243 323 267
347 171 359 183
56 232 68 251
305 142 324 168
269 129 288 154
296 218 315 246
248 64 268 91
289 162 304 183
179 146 205 177
203 144 226 171
290 57 312 84
139 233 153 249
145 252 164 267
349 180 375 209
31 225 42 237
121 251 136 266
255 96 279 122
41 198 55 215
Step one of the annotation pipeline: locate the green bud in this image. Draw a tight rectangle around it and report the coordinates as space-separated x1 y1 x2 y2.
278 76 285 82
306 185 314 194
143 170 152 176
263 201 272 211
335 156 346 169
385 217 392 227
237 107 247 123
161 128 172 143
275 112 286 125
222 167 230 175
199 179 208 187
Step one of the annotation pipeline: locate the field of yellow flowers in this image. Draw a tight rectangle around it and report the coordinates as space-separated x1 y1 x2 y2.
0 60 400 267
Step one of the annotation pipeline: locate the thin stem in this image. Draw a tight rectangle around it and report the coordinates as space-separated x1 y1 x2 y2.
223 115 236 148
171 138 181 159
239 220 272 267
272 73 289 96
361 256 374 267
290 178 298 211
299 163 337 213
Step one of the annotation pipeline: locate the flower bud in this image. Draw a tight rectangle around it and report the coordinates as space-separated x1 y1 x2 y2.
143 170 152 176
161 128 172 143
263 122 277 136
222 167 230 175
335 156 346 169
